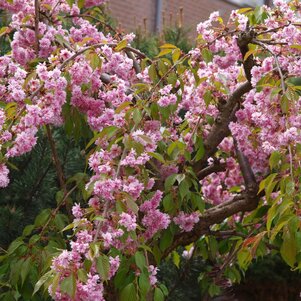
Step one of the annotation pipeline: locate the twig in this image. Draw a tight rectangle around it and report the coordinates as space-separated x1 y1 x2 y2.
60 43 146 70
39 184 78 238
197 162 227 179
253 39 294 181
146 53 190 102
93 143 128 242
45 125 66 192
34 0 40 54
66 14 121 38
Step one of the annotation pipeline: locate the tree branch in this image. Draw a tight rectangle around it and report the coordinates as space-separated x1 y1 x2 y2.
194 28 256 174
197 161 226 179
45 125 66 192
194 81 252 173
162 189 262 258
233 138 257 190
34 0 40 54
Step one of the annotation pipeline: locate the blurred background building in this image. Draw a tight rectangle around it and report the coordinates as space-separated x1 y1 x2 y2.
107 0 272 34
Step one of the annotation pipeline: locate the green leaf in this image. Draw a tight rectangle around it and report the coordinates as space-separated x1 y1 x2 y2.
55 34 70 49
96 255 110 281
172 251 180 268
269 151 281 170
54 214 68 230
237 249 252 270
154 287 164 301
87 52 102 70
34 209 51 227
134 251 146 271
0 26 8 36
7 239 24 255
78 0 85 9
159 43 177 49
120 283 137 301
290 44 301 50
237 7 252 14
203 90 212 106
179 179 190 200
270 214 294 241
116 101 132 113
280 230 297 267
65 0 74 7
148 152 165 163
280 94 289 114
21 257 32 286
244 49 257 61
133 108 142 125
267 204 277 233
148 64 158 83
202 48 213 63
160 229 174 251
33 271 53 295
194 138 205 162
172 48 181 63
22 224 34 237
61 274 76 298
138 272 150 296
164 174 177 191
163 193 174 212
156 48 173 57
159 284 168 296
258 173 277 198
191 192 205 212
125 196 139 214
115 40 127 52
208 283 221 297
167 141 186 157
78 269 88 283
85 126 119 150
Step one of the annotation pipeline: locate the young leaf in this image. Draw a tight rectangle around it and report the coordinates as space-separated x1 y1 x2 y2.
96 255 110 281
61 274 76 298
120 283 137 301
134 251 146 271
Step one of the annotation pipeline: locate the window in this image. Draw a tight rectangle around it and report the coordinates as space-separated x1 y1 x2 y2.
227 0 265 6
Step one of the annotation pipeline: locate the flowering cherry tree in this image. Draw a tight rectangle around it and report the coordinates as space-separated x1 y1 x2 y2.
0 0 301 300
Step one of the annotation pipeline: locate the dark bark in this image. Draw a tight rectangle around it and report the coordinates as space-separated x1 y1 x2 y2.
193 81 252 174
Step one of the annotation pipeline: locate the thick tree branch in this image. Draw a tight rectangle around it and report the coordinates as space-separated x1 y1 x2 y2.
163 189 262 258
194 29 256 174
233 138 257 190
237 29 256 82
197 161 226 179
194 81 252 173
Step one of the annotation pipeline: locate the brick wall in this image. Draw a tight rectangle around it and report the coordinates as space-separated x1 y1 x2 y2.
107 0 239 34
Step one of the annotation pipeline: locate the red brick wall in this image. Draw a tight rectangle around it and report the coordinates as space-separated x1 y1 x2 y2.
107 0 239 34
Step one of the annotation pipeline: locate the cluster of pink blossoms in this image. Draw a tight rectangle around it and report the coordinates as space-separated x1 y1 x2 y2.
173 211 200 232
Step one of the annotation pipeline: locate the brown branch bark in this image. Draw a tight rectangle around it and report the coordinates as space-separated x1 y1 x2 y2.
34 0 40 54
194 81 252 173
194 28 255 174
233 138 256 190
163 189 262 258
197 161 226 179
